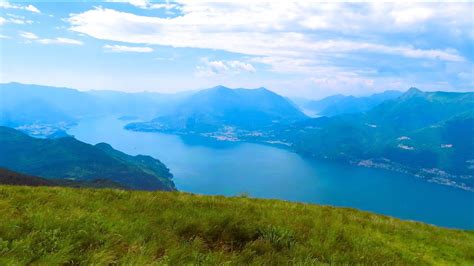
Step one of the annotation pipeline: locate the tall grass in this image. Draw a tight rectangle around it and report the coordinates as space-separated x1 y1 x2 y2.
0 185 473 264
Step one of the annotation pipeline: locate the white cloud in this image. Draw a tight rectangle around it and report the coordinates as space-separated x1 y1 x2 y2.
227 60 256 73
310 74 375 92
154 57 174 61
37 38 83 45
196 59 256 77
8 18 32 24
0 14 33 25
4 1 468 96
391 6 434 25
24 4 40 13
18 30 83 45
67 4 468 71
0 1 40 13
19 31 38 40
103 44 153 53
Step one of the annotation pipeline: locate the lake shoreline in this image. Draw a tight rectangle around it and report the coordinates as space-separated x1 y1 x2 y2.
125 125 474 193
68 116 474 229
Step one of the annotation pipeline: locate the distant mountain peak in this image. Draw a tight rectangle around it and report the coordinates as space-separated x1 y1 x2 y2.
209 86 273 92
406 87 423 94
252 87 276 95
95 142 114 150
401 87 425 99
210 85 230 90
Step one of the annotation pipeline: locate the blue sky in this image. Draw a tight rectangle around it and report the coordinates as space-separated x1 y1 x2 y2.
0 0 473 99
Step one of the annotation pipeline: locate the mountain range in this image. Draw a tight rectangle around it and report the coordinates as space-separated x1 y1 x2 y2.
295 90 403 117
1 82 473 191
0 82 189 137
280 88 474 191
126 85 307 133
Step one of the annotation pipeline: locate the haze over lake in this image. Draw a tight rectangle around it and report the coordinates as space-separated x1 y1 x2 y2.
69 116 473 229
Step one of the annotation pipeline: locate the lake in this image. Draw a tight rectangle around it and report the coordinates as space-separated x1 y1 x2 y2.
69 116 473 229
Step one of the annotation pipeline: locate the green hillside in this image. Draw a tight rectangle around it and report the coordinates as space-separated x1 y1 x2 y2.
282 89 474 190
0 185 472 264
0 127 175 191
0 168 126 189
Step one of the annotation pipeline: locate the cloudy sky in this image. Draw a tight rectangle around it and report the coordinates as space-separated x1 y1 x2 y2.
0 1 473 98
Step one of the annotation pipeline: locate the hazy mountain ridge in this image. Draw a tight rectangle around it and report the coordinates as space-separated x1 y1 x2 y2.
126 85 308 135
298 90 403 117
0 126 175 191
0 82 190 137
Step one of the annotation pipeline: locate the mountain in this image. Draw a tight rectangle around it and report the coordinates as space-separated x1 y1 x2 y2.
365 88 473 130
278 88 474 191
0 126 175 191
300 90 403 116
1 185 473 264
1 82 192 120
0 98 75 127
126 86 307 134
0 83 100 137
0 82 99 122
0 82 191 137
0 167 126 189
0 167 57 187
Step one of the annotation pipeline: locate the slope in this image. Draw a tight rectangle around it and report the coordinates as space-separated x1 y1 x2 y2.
0 126 175 191
0 185 472 264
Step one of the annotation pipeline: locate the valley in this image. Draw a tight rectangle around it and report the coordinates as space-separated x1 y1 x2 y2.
125 87 474 192
68 116 474 229
1 2 473 263
2 82 473 228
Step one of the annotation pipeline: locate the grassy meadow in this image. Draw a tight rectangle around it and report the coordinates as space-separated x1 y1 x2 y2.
0 185 473 264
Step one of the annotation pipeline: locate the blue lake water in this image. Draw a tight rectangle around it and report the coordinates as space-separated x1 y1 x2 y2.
69 116 473 229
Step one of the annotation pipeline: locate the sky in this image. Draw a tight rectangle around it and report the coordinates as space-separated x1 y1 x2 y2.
0 0 473 99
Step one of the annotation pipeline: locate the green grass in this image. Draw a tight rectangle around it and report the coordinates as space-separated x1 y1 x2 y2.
0 185 473 264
